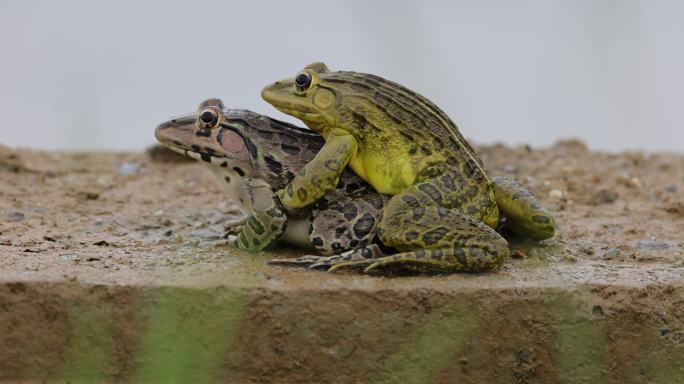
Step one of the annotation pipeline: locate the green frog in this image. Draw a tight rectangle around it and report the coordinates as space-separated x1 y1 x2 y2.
261 62 555 273
155 98 387 258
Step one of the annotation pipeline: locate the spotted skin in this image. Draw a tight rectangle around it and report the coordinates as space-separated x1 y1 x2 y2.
327 165 509 273
262 63 556 273
308 193 387 255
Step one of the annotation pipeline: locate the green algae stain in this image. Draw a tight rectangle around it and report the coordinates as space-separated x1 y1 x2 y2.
636 343 684 384
60 299 117 383
549 295 607 384
631 303 684 384
133 288 248 383
372 302 475 384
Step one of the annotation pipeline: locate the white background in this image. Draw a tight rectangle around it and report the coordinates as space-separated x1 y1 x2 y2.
1 0 682 152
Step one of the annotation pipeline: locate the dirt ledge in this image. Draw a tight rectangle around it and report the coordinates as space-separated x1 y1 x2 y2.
0 142 683 383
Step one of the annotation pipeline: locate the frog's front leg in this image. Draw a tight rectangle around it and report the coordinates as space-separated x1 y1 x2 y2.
278 130 357 211
267 192 387 269
226 178 287 252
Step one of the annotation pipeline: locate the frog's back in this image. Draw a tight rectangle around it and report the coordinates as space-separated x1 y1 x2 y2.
321 70 489 189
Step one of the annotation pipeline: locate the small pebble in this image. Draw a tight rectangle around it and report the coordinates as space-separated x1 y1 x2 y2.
503 163 518 173
603 248 621 259
76 191 99 201
591 189 618 205
549 189 565 199
118 162 142 176
511 249 527 259
7 212 25 221
666 185 678 193
59 254 78 262
164 229 173 237
563 255 578 263
634 240 669 251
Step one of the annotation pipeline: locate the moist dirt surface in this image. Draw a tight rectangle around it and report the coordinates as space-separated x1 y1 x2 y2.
0 140 683 383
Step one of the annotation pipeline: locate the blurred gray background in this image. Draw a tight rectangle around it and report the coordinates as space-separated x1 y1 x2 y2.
1 0 682 152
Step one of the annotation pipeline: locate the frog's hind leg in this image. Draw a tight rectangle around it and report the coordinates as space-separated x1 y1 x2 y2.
347 166 511 274
358 205 509 273
492 176 555 240
267 193 386 270
308 193 386 256
362 248 492 274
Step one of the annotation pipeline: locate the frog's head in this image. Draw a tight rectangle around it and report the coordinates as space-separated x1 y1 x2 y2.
261 62 337 132
155 98 255 180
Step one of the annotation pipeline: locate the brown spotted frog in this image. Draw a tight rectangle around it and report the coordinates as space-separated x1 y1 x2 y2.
155 98 387 260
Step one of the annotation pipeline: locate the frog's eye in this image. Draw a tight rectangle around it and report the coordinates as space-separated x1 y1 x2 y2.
295 71 313 91
198 108 219 129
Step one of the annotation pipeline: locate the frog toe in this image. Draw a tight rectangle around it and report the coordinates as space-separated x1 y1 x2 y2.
222 225 244 238
266 254 321 267
225 235 240 247
223 217 247 231
309 256 352 271
309 260 337 270
362 255 428 274
267 254 352 270
328 259 375 272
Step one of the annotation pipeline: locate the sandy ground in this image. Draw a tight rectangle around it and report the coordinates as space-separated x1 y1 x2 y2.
1 140 682 283
0 141 683 383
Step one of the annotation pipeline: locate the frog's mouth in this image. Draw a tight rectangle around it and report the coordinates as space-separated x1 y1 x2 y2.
155 119 238 166
268 104 316 118
165 142 229 165
261 87 326 122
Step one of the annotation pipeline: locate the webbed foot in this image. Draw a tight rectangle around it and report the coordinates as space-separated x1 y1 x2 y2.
267 244 383 271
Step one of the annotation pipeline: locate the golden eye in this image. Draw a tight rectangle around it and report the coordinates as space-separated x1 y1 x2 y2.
295 71 313 91
198 108 219 128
